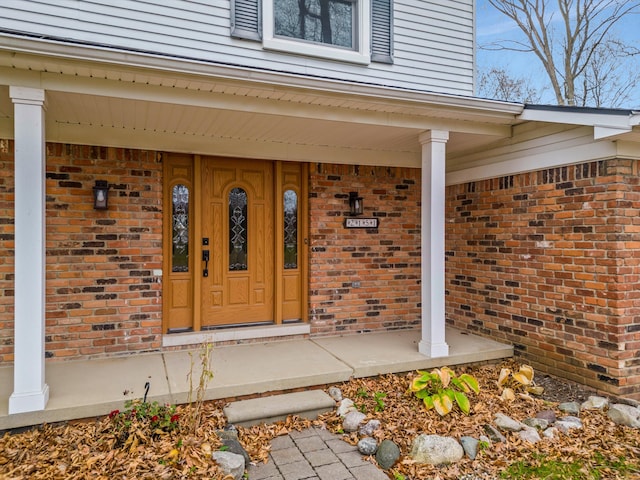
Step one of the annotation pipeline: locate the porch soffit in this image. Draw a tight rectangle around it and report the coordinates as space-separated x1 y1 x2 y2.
0 49 521 166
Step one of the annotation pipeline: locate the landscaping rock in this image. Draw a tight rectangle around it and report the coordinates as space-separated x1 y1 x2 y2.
376 439 400 469
558 402 580 415
555 416 583 432
536 410 556 423
607 404 640 428
581 396 608 411
494 413 524 432
543 427 561 440
216 429 251 465
359 419 381 436
460 436 479 460
343 410 366 432
410 435 464 465
483 424 506 443
337 399 356 417
328 386 343 402
523 417 548 430
212 451 245 480
517 427 541 444
358 437 378 456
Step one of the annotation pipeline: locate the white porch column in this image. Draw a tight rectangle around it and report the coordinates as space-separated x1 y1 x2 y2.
8 86 49 414
418 130 449 358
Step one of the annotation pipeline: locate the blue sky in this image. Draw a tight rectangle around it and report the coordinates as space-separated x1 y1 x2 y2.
475 0 640 108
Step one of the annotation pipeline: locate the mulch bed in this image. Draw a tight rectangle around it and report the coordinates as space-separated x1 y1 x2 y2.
1 360 638 479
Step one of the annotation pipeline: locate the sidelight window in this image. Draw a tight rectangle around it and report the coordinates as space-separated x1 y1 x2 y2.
229 187 248 271
171 184 190 272
284 190 298 269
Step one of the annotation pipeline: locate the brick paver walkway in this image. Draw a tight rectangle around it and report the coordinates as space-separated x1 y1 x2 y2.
247 427 389 480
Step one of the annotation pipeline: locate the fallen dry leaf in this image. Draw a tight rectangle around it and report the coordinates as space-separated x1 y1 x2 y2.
0 362 638 479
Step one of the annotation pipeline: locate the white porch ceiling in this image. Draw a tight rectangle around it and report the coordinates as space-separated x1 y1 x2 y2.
0 46 523 167
0 84 513 167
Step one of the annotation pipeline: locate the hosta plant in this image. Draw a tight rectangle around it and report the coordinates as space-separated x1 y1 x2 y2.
409 367 480 416
497 364 544 401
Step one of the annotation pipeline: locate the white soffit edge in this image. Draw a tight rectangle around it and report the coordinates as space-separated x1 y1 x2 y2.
446 139 618 186
519 106 637 140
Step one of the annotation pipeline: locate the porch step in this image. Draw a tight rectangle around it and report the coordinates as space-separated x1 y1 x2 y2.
223 390 336 427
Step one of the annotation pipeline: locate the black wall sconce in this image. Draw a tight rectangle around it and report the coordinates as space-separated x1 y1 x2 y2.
93 180 110 210
349 191 363 216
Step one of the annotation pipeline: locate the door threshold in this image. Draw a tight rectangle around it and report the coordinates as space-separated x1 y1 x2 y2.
161 323 311 348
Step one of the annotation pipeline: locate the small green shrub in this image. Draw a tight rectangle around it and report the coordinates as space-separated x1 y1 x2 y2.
354 388 387 412
409 367 480 415
108 399 180 444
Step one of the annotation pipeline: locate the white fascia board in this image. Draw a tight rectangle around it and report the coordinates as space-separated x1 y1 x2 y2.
446 139 618 186
519 107 634 139
0 34 524 120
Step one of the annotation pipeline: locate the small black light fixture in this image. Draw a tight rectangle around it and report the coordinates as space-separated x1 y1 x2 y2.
349 191 363 216
93 180 110 210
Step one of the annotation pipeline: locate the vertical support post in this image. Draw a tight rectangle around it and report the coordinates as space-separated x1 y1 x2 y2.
9 86 49 414
418 130 449 358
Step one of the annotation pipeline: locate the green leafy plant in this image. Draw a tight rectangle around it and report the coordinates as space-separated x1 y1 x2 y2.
497 364 544 401
108 399 180 446
355 388 368 412
373 391 387 412
354 388 387 412
409 367 480 415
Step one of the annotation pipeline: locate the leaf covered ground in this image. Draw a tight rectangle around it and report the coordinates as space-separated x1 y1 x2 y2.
0 361 639 479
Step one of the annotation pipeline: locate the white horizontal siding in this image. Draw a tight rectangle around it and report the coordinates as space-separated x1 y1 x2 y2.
0 0 474 95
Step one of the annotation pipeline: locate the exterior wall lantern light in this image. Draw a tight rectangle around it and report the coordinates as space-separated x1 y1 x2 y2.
349 191 363 216
93 180 110 210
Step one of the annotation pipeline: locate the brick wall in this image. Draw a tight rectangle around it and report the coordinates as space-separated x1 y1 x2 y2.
0 141 163 363
0 140 14 363
445 159 640 399
308 163 422 335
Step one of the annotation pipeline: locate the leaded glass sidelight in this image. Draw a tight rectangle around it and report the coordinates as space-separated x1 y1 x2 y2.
172 184 189 272
284 189 298 269
229 187 248 271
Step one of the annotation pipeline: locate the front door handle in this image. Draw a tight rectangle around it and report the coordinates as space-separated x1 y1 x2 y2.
202 250 210 277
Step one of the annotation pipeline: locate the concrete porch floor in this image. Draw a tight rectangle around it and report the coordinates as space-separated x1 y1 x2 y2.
0 327 512 431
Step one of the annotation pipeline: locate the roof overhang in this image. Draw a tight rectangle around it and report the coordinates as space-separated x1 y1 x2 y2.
0 33 524 168
520 104 640 140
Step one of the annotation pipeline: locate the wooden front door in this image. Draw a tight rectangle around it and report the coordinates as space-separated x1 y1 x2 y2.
162 154 308 333
200 157 274 327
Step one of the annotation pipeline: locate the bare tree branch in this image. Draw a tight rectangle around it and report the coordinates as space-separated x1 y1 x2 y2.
483 0 640 106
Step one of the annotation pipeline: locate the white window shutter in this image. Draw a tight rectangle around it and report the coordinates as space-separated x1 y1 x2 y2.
371 0 393 64
231 0 261 41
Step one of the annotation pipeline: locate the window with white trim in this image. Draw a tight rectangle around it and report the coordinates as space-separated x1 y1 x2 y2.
231 0 393 64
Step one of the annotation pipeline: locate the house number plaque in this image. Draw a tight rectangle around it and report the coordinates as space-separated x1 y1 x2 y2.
344 217 379 229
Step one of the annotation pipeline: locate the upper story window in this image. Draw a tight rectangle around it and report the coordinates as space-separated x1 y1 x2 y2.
274 0 355 49
264 0 369 63
231 0 392 64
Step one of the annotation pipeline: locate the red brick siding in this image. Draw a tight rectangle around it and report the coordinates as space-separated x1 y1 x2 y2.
445 159 640 399
0 141 163 362
308 164 422 335
0 140 14 363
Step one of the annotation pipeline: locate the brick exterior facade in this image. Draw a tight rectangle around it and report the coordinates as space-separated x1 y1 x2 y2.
0 140 13 363
446 159 640 399
308 164 422 335
0 141 163 363
2 139 639 398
